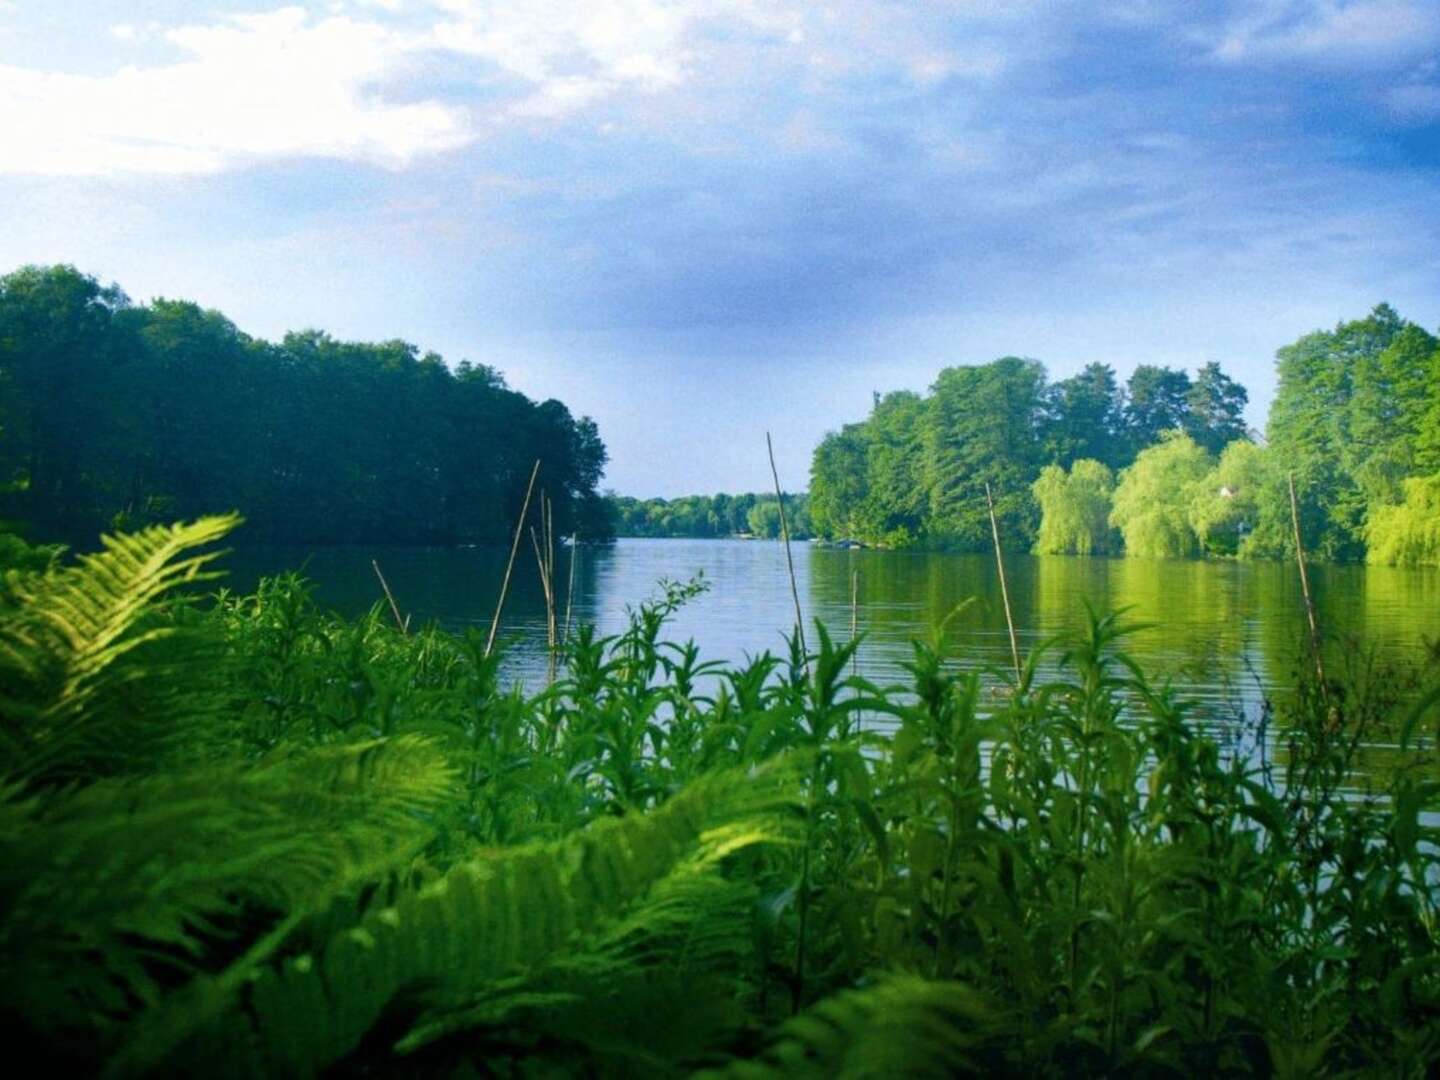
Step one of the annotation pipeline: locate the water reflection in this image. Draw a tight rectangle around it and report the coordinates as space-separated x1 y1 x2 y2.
225 540 1437 681
224 539 1437 785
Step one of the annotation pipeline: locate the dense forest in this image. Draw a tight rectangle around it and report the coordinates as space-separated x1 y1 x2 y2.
608 492 813 539
0 264 613 546
809 304 1440 565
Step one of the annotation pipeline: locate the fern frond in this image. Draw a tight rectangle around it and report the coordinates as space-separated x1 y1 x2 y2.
392 861 764 1071
704 975 1003 1079
0 735 456 1045
0 514 242 781
117 757 804 1078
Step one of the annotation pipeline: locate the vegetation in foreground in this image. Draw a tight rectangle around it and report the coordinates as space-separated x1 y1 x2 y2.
2 515 1439 1077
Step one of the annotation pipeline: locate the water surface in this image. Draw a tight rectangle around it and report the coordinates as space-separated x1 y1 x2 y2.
226 538 1438 718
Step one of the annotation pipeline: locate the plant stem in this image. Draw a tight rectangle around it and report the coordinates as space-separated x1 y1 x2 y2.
486 459 541 658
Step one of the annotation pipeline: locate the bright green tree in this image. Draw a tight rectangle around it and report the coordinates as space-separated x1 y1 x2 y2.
1366 473 1440 566
1032 459 1117 555
1109 432 1213 557
1187 440 1271 555
1260 304 1404 560
809 426 869 540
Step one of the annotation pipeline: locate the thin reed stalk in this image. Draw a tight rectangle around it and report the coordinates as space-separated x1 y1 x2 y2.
985 482 1022 683
531 509 558 684
766 432 809 672
485 459 541 658
371 559 410 635
850 568 860 680
1287 472 1327 689
562 532 578 645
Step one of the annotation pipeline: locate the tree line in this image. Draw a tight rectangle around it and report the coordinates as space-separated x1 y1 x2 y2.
808 356 1249 551
809 303 1440 565
608 492 813 539
0 264 613 546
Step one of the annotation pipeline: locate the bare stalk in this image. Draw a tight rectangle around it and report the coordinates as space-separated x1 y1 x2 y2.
850 568 860 679
531 523 557 683
371 559 409 636
767 432 809 673
1288 472 1328 690
562 532 578 645
485 459 541 658
986 482 1023 683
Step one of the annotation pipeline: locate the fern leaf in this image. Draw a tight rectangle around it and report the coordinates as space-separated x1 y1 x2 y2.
703 975 1002 1079
0 735 456 1048
0 514 242 782
116 758 803 1078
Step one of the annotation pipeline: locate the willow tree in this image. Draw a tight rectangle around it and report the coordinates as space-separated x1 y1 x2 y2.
1109 432 1213 558
1366 474 1440 566
1187 440 1269 556
1032 459 1116 555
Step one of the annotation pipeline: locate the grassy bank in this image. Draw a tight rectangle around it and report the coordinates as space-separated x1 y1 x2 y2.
2 516 1438 1076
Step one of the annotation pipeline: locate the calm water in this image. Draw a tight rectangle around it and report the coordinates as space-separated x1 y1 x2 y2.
226 538 1439 719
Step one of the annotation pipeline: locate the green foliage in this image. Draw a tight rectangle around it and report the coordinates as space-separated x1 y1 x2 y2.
608 492 811 539
0 264 613 546
708 976 1000 1078
924 357 1048 549
809 391 928 546
1043 363 1127 469
0 514 241 782
1185 361 1250 454
1032 458 1117 555
1110 432 1213 557
1260 303 1429 561
0 527 65 576
1187 439 1273 555
4 517 1439 1076
1124 364 1192 449
808 356 1254 553
1366 473 1440 566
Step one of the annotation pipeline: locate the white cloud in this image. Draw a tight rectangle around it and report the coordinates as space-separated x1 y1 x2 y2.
429 0 703 119
0 6 469 176
2 0 1017 177
1210 0 1440 67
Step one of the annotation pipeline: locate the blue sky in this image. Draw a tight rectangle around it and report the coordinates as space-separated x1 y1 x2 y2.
2 1 1438 496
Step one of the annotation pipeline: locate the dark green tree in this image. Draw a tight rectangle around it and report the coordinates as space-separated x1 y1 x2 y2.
0 265 133 535
923 357 1046 549
1123 365 1192 452
1042 363 1126 468
1183 362 1249 455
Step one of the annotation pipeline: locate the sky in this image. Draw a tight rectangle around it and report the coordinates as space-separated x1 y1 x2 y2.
2 1 1438 496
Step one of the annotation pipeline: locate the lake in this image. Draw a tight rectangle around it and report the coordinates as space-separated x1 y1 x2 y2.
226 538 1438 733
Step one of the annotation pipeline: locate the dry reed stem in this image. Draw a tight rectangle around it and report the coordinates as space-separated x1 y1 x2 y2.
986 482 1023 683
1288 472 1328 691
767 432 809 673
850 568 860 679
563 532 578 645
371 559 409 636
485 459 541 658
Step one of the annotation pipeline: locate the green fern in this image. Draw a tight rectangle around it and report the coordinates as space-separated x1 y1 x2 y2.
703 975 1002 1079
0 736 457 1048
392 861 765 1073
111 758 804 1077
0 513 242 782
